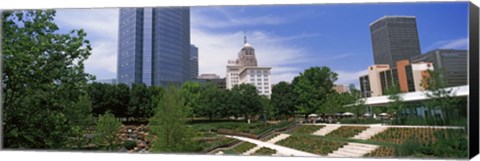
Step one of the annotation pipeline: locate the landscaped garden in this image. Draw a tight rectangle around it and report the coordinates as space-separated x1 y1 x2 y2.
367 127 468 158
289 125 324 134
325 126 368 138
363 146 395 157
276 135 347 155
252 147 277 155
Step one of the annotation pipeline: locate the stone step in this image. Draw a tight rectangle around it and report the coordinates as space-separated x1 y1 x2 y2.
243 145 263 155
327 153 348 157
312 125 342 136
351 127 388 140
327 142 379 157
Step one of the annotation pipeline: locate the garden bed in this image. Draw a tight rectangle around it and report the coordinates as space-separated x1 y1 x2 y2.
223 142 257 154
369 127 440 144
252 147 277 155
364 146 395 157
276 135 347 155
290 125 324 134
326 126 368 138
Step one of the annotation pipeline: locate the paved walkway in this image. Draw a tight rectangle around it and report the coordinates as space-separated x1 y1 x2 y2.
311 123 464 129
225 135 320 157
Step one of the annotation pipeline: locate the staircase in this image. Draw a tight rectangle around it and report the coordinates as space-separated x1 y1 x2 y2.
242 134 291 155
327 142 379 157
312 125 341 136
351 126 388 140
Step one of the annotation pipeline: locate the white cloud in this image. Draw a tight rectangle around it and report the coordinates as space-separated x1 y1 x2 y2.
55 9 119 80
425 37 468 52
334 69 368 88
191 7 287 28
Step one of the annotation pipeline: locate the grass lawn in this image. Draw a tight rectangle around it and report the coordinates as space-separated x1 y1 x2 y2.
276 135 347 155
223 142 257 154
252 147 277 155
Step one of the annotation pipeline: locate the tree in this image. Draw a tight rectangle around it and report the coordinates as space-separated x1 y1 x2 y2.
66 94 94 149
111 83 130 119
421 69 460 125
292 66 338 119
2 10 94 148
94 112 122 151
231 84 263 122
197 83 223 120
271 81 297 120
149 85 196 152
181 81 202 120
385 83 404 124
128 83 151 120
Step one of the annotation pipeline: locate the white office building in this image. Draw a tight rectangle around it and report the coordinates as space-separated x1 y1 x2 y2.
226 37 272 96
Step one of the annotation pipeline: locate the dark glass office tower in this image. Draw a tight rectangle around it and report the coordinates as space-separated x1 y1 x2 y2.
410 49 468 87
190 44 199 80
370 16 421 68
117 7 190 86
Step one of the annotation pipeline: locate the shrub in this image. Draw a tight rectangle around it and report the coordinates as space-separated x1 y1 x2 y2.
123 140 137 150
290 125 324 134
253 147 277 155
326 126 368 138
276 135 346 155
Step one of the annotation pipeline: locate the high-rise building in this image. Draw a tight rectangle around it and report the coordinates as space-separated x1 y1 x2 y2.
333 84 348 93
190 45 199 81
226 36 272 96
117 7 190 87
410 49 468 87
370 16 421 68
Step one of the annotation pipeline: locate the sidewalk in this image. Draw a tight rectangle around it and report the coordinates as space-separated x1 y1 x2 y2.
225 135 320 157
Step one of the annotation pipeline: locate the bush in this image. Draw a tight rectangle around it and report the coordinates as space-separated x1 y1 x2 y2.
253 147 277 155
276 135 347 155
290 125 324 134
326 126 368 138
123 140 137 150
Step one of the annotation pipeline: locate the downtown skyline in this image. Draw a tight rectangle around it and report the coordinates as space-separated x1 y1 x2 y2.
53 2 468 88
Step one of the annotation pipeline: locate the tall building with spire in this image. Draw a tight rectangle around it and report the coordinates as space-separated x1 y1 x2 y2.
226 36 272 96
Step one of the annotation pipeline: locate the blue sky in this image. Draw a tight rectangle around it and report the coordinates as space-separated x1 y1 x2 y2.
55 2 468 88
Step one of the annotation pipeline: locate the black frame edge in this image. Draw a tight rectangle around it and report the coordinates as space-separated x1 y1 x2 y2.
469 1 479 159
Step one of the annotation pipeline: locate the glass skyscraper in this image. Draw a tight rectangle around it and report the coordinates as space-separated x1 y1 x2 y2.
117 7 190 86
370 16 421 68
190 44 199 80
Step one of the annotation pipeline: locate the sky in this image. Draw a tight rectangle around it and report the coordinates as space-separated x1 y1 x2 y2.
54 2 469 88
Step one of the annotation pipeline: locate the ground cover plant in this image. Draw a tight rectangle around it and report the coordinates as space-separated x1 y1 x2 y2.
223 142 257 154
290 125 324 134
326 126 368 138
364 146 395 157
252 147 277 155
276 135 347 155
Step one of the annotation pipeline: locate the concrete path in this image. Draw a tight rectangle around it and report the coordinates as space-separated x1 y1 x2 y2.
225 135 320 157
352 126 388 140
312 125 341 136
243 133 291 155
327 142 379 158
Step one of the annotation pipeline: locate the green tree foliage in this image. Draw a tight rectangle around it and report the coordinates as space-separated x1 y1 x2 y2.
320 92 355 114
149 85 196 152
67 95 94 148
181 81 202 120
87 83 130 118
421 69 460 125
292 66 338 118
197 83 223 120
231 84 264 121
385 83 404 124
271 81 297 120
2 10 94 148
128 83 152 120
94 112 122 151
